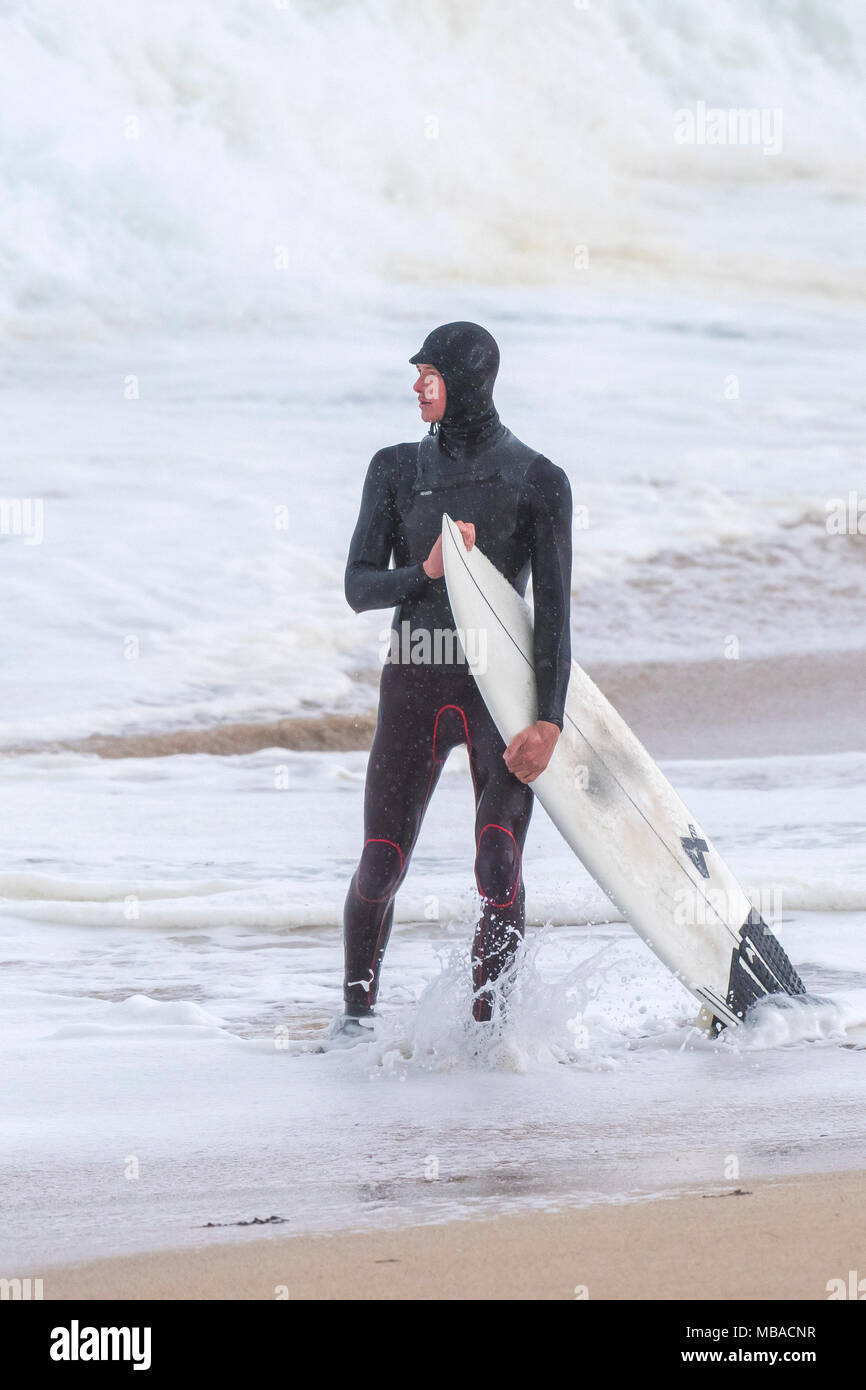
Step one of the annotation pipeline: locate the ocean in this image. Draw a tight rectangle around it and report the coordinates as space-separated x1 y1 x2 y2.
1 0 865 1268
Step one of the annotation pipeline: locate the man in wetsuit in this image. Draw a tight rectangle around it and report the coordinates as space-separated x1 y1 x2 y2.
331 322 572 1041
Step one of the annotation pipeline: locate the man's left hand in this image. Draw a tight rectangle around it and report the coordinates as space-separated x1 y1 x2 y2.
503 721 560 783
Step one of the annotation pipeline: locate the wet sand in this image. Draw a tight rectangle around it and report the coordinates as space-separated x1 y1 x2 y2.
41 1169 865 1300
597 650 865 760
10 649 864 762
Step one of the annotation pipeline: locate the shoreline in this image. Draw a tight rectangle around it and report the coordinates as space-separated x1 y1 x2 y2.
4 649 865 763
38 1170 865 1300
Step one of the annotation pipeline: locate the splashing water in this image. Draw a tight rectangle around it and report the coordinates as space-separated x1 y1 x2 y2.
727 991 866 1050
309 926 866 1076
336 930 706 1075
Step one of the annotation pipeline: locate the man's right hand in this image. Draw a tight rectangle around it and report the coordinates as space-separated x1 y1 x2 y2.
423 520 475 579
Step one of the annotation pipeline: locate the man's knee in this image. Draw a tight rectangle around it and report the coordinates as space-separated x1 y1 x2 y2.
356 837 404 903
474 823 521 907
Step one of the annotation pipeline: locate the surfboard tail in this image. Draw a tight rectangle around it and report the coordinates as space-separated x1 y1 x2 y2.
698 909 806 1034
720 908 806 1028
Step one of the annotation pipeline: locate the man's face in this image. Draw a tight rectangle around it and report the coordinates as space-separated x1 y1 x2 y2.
413 364 446 423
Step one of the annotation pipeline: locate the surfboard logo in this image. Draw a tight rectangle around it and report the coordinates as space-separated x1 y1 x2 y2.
680 825 710 878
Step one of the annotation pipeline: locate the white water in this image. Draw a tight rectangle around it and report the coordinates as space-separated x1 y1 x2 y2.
2 2 866 1270
2 744 866 1267
3 0 866 336
3 293 866 744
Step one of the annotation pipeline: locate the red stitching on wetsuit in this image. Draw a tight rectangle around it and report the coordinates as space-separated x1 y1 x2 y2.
361 705 473 999
475 822 522 908
356 837 404 904
364 745 438 992
431 704 472 761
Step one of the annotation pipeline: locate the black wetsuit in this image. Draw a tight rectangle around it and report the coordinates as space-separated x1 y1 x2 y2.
343 322 572 1021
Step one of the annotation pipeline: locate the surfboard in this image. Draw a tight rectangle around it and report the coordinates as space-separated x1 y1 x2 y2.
441 513 806 1031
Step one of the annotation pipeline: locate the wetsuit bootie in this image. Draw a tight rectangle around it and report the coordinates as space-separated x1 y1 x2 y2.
325 1012 377 1049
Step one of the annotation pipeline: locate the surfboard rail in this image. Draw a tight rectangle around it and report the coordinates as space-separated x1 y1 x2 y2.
441 512 805 1030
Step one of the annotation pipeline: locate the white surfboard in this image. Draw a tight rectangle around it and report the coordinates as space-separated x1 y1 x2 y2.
441 513 805 1030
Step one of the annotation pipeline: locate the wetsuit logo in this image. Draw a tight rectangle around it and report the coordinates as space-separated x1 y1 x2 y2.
380 621 487 672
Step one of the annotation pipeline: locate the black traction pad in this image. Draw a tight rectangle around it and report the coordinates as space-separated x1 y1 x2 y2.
712 907 806 1032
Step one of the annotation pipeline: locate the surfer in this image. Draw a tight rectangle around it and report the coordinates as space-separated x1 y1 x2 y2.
332 322 572 1042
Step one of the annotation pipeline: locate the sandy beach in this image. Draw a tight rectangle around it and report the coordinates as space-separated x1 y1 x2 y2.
14 648 865 764
5 0 866 1321
39 1170 865 1301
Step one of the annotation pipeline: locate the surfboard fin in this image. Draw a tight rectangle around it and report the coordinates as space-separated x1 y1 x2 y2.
694 1004 718 1034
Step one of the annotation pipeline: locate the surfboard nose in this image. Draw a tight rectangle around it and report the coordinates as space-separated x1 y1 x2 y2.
441 512 459 550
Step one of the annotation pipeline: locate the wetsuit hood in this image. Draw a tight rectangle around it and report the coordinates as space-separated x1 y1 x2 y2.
410 321 503 458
